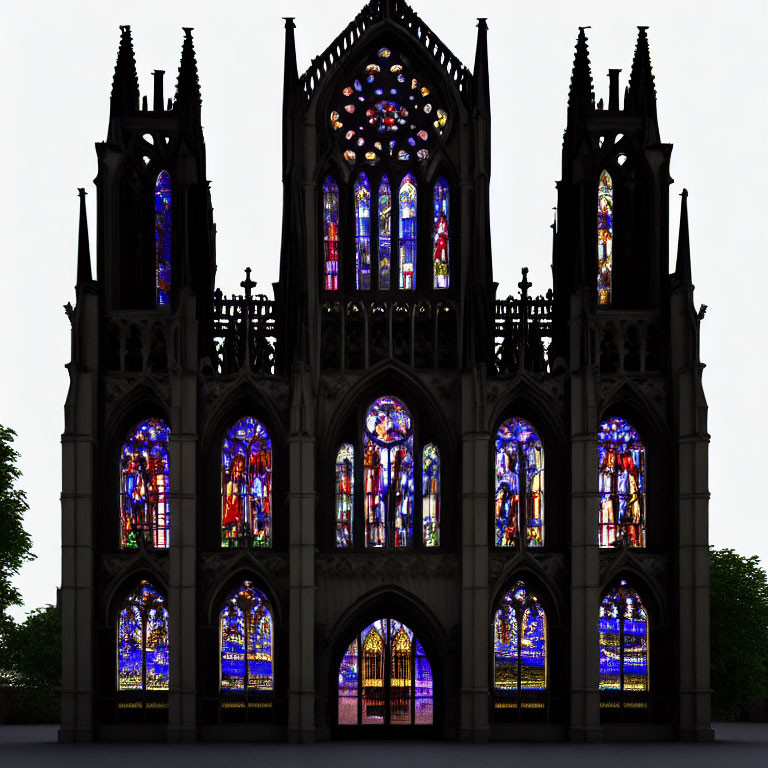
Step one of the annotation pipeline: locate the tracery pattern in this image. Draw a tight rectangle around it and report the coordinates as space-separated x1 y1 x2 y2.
155 170 171 306
330 46 448 167
493 582 546 708
221 418 272 548
422 443 440 547
323 176 340 290
598 417 645 547
599 581 648 693
117 581 169 692
120 418 170 549
432 177 449 289
378 176 392 289
363 396 414 548
494 419 544 548
336 443 354 547
597 170 613 305
399 175 417 289
338 618 433 725
220 582 273 696
355 173 372 289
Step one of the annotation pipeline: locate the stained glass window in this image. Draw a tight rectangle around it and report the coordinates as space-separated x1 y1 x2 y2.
433 178 449 289
336 444 354 547
363 396 414 548
323 176 340 290
422 443 440 547
337 618 433 726
220 582 273 699
597 170 613 305
117 581 169 692
354 173 372 289
120 418 170 549
155 170 171 306
494 419 544 548
598 417 645 547
378 176 392 290
399 175 417 290
494 582 546 709
330 46 448 167
221 418 272 548
599 581 649 696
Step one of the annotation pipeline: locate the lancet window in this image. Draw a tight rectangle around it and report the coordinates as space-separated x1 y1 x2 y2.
378 176 392 289
598 417 645 547
155 170 171 306
597 170 613 305
355 173 372 289
221 418 272 548
493 582 547 710
323 176 340 290
494 418 544 548
119 418 170 549
338 618 433 726
117 581 169 693
433 177 449 289
422 443 440 547
336 444 355 547
599 581 649 702
398 174 417 289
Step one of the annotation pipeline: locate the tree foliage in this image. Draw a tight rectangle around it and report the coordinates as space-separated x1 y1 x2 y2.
710 548 768 720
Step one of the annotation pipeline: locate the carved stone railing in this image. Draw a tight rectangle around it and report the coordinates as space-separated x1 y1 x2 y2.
299 0 469 104
596 312 662 374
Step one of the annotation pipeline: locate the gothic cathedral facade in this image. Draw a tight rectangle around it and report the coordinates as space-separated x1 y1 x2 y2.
60 1 712 743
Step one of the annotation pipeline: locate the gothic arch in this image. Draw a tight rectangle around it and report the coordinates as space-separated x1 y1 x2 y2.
489 557 564 629
206 566 284 630
599 562 667 630
598 378 671 452
103 568 170 631
103 381 170 451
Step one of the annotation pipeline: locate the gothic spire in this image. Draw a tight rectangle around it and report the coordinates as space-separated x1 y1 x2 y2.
473 18 490 117
176 27 202 112
567 27 594 125
675 189 692 285
626 26 658 132
76 188 92 285
110 25 139 115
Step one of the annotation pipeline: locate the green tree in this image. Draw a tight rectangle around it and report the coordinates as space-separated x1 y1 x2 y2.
710 548 768 720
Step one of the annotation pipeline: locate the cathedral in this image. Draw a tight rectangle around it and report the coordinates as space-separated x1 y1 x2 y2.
60 0 713 743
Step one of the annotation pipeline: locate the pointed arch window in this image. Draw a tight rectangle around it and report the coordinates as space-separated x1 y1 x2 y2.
354 173 372 289
378 176 392 290
597 170 613 305
338 618 433 726
599 581 649 704
120 418 170 549
432 177 449 289
363 396 414 548
336 444 354 547
155 170 172 306
221 418 272 548
117 581 169 693
422 443 440 547
398 174 417 289
598 417 645 547
493 582 547 710
323 176 340 290
220 582 273 707
494 419 544 548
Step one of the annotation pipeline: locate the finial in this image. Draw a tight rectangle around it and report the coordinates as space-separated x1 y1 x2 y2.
76 187 92 285
518 267 532 300
241 267 256 299
283 17 296 29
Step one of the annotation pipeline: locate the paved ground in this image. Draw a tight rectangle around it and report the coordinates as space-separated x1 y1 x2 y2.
1 723 767 767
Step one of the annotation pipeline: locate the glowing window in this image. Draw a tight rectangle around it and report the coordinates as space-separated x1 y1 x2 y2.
336 443 354 547
598 417 645 547
120 418 170 549
323 176 340 290
494 418 544 548
221 418 272 548
117 581 169 692
433 178 449 289
155 170 171 306
398 175 417 289
597 170 613 305
338 618 433 725
378 176 392 290
355 173 372 289
422 443 440 547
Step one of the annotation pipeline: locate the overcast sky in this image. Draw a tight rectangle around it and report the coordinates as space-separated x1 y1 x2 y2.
0 0 764 617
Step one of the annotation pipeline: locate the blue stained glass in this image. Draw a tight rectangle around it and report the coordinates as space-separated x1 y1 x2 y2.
378 176 392 290
398 174 417 289
336 444 354 547
155 170 171 306
355 173 371 289
120 418 170 549
323 176 340 290
433 177 449 289
338 638 359 725
422 443 440 547
597 170 613 305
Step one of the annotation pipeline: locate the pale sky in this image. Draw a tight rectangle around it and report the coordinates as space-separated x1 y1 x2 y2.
0 0 764 617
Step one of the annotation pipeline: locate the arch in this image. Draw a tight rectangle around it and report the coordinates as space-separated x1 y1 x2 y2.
117 580 169 693
335 443 355 547
378 176 392 290
323 176 340 290
598 417 645 548
354 173 372 289
597 169 613 306
119 418 170 549
155 170 171 306
422 443 440 547
432 177 449 289
221 417 272 548
398 174 417 289
494 418 544 548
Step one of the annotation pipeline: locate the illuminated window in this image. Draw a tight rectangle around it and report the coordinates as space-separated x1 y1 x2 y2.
155 170 171 306
323 176 340 290
494 419 544 548
355 173 372 289
432 177 449 289
120 418 170 549
398 175 417 289
338 618 433 725
597 170 613 305
598 417 645 547
336 444 354 547
422 443 440 547
378 176 392 289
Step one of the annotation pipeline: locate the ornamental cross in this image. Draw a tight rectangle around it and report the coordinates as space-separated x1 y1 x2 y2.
241 267 256 300
518 267 532 301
